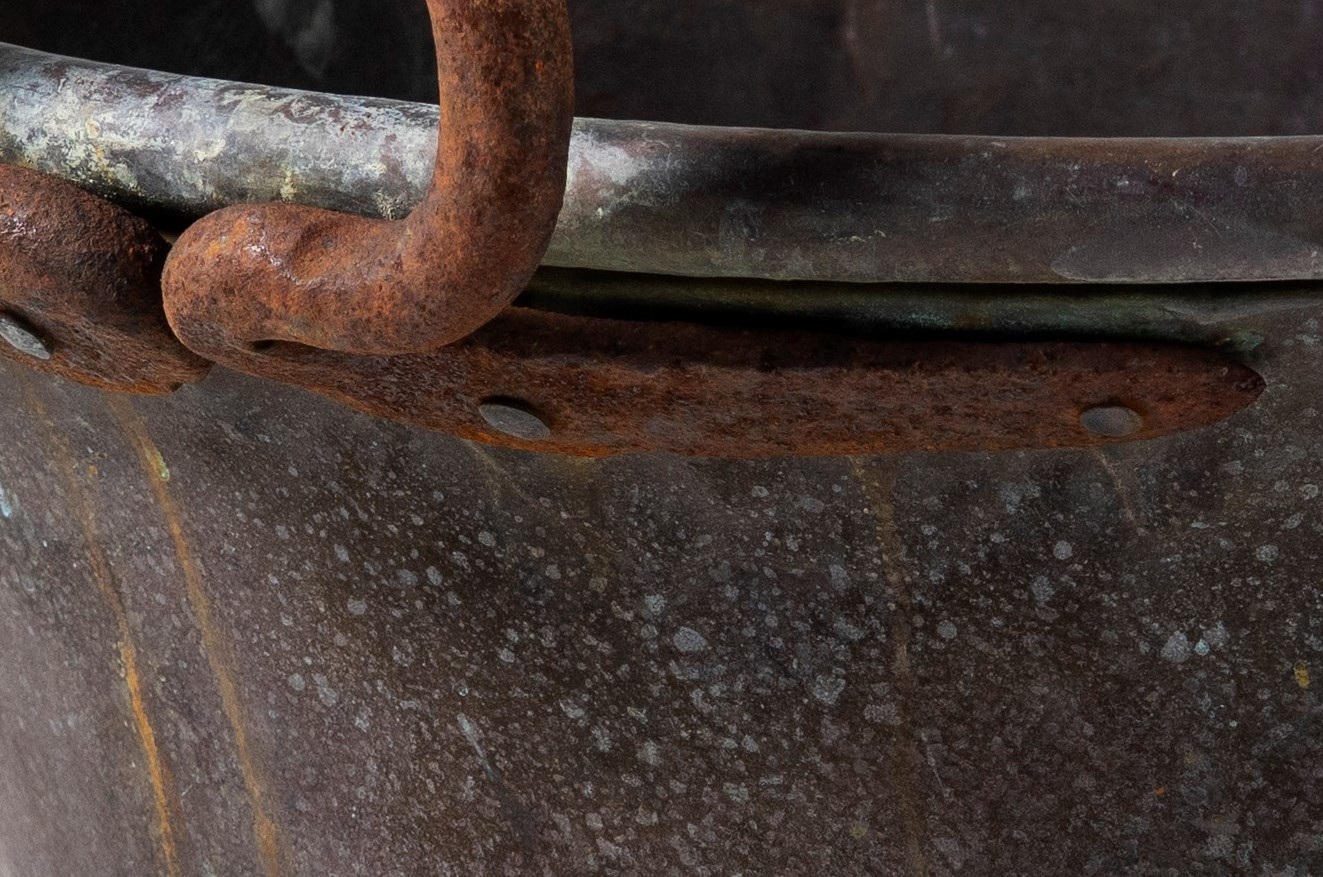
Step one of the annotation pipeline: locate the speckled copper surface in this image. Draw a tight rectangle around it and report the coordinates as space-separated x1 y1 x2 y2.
2 1 1323 875
0 289 1318 874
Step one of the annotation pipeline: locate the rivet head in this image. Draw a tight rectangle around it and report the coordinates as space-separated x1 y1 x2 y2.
0 313 52 361
1080 404 1143 438
479 398 551 441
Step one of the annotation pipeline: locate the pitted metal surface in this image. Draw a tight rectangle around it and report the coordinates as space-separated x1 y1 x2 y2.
0 165 209 393
0 286 1318 873
173 306 1263 458
1 1 1321 874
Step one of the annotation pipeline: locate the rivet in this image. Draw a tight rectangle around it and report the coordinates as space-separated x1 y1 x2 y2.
1080 404 1143 438
0 313 52 361
479 398 551 441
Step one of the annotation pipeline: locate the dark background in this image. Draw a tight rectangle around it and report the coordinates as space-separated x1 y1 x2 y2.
9 0 1323 135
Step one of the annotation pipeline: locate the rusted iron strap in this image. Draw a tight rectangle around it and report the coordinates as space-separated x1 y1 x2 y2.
176 308 1263 458
0 166 209 393
3 43 1323 286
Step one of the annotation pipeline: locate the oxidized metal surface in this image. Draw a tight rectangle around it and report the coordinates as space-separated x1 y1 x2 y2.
169 306 1263 457
0 165 209 394
1 2 1321 875
0 43 1278 456
10 45 1323 286
0 282 1319 874
161 0 575 356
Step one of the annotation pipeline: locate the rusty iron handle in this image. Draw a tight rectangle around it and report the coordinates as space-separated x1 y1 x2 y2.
0 166 209 394
161 0 575 356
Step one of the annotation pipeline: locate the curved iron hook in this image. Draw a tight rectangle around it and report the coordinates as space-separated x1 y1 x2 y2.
162 0 575 356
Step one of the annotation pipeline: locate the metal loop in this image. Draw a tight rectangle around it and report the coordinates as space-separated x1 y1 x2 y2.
161 0 575 357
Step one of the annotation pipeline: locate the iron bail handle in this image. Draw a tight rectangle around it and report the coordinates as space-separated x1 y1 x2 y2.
161 0 576 357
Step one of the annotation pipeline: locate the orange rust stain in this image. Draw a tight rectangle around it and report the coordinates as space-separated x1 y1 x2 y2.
107 396 286 877
22 382 184 877
120 638 183 876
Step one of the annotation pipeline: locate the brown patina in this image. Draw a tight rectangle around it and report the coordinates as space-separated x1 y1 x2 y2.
175 307 1264 458
0 165 209 394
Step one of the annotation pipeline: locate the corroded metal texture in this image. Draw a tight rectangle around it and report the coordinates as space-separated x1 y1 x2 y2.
0 166 209 394
1 2 1320 875
168 306 1263 457
0 280 1317 874
161 0 575 356
11 45 1323 286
